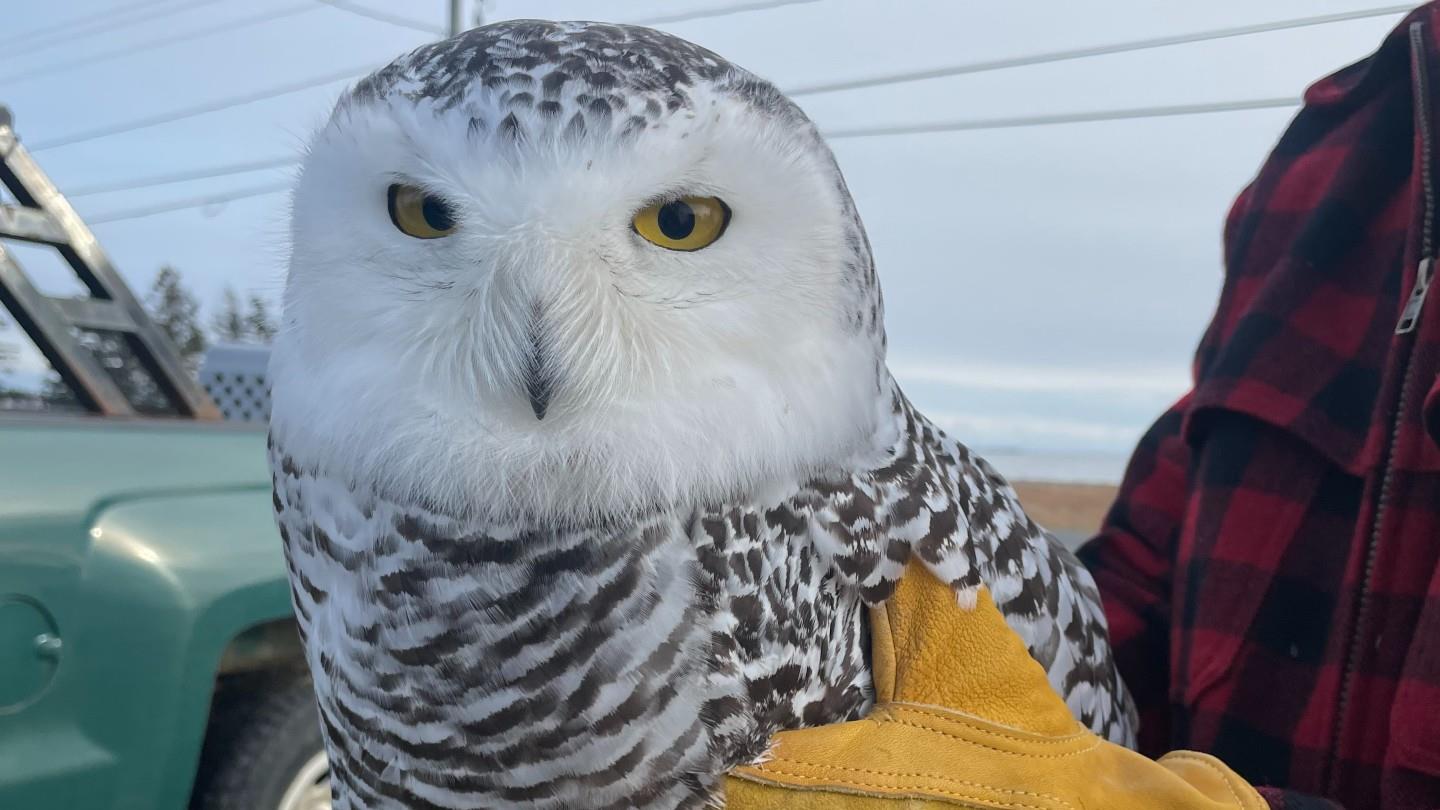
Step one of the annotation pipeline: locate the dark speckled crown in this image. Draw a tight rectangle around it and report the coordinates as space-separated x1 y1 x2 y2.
347 20 798 137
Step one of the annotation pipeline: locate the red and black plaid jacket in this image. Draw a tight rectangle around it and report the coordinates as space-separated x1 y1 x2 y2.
1077 6 1440 809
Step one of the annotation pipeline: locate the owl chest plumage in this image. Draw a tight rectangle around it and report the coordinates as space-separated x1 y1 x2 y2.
271 395 1135 810
273 461 871 809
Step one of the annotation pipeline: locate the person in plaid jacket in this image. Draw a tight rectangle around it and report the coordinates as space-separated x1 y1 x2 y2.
1077 5 1440 809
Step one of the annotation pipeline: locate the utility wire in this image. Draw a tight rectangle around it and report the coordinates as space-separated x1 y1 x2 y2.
87 180 293 224
823 96 1300 140
0 3 321 85
0 0 177 47
315 0 445 35
36 1 1370 175
631 0 822 26
0 0 227 61
57 3 1386 221
66 95 1305 200
66 156 297 198
80 95 1302 224
22 0 829 152
29 2 1402 154
28 63 378 152
786 5 1412 97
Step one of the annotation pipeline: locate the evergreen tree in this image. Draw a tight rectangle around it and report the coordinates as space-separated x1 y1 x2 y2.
211 286 247 343
145 266 207 368
245 293 278 344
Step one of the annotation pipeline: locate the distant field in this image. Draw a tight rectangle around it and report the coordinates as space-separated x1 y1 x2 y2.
1011 481 1117 543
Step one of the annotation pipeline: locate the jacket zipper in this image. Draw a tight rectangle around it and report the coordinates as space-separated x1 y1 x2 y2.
1326 19 1435 796
1396 257 1434 334
1401 17 1438 337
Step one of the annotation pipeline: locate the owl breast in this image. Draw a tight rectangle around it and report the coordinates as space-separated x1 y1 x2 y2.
272 445 873 810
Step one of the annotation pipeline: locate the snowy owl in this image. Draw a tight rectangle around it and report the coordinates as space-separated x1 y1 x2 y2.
269 19 1136 810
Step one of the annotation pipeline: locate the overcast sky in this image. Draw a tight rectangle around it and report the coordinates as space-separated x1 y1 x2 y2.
0 0 1413 464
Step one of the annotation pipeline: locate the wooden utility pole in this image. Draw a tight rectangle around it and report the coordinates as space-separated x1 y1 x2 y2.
449 0 465 36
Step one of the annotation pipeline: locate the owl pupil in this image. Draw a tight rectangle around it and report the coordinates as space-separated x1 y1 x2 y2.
657 201 694 240
422 196 455 231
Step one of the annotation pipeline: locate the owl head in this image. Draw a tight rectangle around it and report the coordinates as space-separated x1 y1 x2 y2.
270 20 894 524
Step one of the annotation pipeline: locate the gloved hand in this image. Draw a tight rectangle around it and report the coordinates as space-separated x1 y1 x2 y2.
725 564 1266 809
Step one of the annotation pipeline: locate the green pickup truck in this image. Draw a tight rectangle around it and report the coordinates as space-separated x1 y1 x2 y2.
0 107 329 810
0 417 328 810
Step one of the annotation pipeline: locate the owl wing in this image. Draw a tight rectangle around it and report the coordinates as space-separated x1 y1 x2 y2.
800 395 1139 746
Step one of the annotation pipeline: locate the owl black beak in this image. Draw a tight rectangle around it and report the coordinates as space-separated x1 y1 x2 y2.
525 369 551 420
523 324 551 421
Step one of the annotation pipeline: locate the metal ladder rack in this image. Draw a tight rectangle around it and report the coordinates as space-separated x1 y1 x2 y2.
0 105 219 419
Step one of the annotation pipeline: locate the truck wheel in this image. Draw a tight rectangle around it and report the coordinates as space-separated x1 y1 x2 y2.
192 670 331 810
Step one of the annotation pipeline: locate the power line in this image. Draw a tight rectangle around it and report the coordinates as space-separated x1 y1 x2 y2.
14 1 452 151
786 5 1412 97
0 0 227 61
79 95 1302 224
0 3 320 86
0 0 177 47
87 180 293 225
29 2 1400 155
630 0 822 26
66 156 296 198
28 63 378 152
315 0 445 35
823 96 1300 140
52 6 1370 222
21 1 456 152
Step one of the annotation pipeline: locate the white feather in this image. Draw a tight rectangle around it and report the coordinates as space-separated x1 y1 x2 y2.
271 83 885 527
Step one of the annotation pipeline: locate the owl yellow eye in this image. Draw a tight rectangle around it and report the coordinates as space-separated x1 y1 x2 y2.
387 184 457 239
632 196 730 251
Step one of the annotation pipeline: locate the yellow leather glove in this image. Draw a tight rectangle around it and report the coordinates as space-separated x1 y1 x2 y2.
725 565 1267 809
